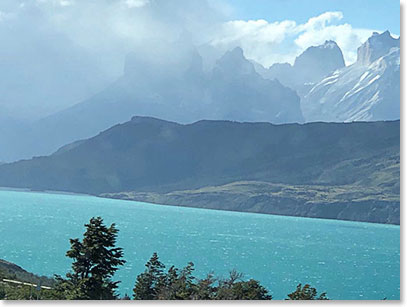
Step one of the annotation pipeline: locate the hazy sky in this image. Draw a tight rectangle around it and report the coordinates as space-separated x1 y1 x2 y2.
0 0 400 119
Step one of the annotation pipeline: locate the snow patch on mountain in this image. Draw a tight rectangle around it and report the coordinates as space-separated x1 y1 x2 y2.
302 39 399 122
257 40 345 98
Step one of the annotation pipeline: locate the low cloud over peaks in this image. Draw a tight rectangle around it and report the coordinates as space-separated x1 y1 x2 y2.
209 11 379 67
0 0 393 120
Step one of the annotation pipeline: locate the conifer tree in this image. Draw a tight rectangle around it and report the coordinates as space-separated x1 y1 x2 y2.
55 217 125 300
133 252 166 300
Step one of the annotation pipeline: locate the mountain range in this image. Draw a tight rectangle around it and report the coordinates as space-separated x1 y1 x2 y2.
0 28 400 223
256 40 346 97
0 46 302 162
302 31 400 122
0 31 400 162
0 116 399 224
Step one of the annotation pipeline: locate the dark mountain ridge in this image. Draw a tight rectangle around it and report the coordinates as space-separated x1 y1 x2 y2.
0 117 399 223
0 117 399 191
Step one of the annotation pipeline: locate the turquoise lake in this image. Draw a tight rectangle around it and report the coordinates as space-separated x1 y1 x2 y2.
0 190 400 300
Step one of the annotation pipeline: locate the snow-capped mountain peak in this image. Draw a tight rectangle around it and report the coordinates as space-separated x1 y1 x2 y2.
257 40 345 98
302 32 400 123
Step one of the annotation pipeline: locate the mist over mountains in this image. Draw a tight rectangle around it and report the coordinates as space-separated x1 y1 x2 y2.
0 30 400 162
0 43 303 162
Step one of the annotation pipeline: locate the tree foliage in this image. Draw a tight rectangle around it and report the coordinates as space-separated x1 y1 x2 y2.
286 283 328 300
54 217 125 299
133 253 272 300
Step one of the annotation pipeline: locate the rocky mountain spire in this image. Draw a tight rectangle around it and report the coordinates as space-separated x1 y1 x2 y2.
357 30 400 65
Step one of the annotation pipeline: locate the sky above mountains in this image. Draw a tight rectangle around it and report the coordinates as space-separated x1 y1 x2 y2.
212 0 399 66
218 0 399 36
0 0 398 66
0 0 400 120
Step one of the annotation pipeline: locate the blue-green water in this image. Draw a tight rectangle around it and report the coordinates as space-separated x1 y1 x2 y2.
0 190 400 300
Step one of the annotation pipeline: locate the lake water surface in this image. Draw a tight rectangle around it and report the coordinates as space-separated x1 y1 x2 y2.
0 190 400 299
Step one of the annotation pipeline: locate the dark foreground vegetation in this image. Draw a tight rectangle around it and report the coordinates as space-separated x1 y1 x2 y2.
1 217 328 300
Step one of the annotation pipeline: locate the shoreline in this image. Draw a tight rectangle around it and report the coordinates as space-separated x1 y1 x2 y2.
0 186 400 226
0 186 92 197
99 194 401 226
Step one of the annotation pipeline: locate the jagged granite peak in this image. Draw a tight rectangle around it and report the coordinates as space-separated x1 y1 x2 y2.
260 40 346 98
302 46 400 122
293 40 345 81
321 40 341 49
357 30 400 65
214 46 255 76
210 47 303 124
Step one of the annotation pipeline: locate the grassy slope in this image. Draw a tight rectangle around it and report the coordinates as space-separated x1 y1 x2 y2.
100 137 399 224
102 180 399 224
101 151 399 224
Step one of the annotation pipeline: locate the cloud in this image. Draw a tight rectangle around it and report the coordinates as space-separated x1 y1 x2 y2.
297 11 343 31
209 19 298 66
35 0 74 7
0 1 385 121
59 0 73 7
295 23 375 65
124 0 149 8
208 11 378 66
0 0 225 119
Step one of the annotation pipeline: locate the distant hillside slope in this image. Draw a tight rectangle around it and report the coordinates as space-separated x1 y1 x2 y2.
102 180 399 224
0 117 399 194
